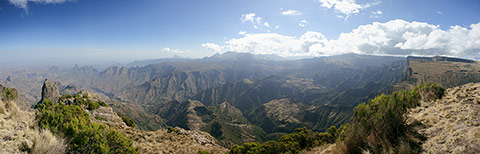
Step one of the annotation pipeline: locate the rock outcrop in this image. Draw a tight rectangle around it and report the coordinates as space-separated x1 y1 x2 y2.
39 79 60 103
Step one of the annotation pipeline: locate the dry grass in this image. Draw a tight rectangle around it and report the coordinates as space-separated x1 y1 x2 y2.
0 99 66 154
408 83 480 154
31 129 66 154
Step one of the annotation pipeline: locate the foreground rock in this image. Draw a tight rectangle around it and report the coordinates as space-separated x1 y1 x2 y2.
408 83 480 153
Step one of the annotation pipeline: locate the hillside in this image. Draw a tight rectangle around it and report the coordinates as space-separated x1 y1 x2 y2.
1 81 227 154
394 56 480 90
408 83 480 153
0 85 66 154
0 53 408 144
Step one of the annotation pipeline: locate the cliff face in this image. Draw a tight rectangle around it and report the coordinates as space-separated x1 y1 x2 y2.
408 83 480 153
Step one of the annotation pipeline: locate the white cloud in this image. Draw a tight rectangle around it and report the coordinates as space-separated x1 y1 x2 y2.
201 43 223 52
314 19 480 58
161 47 186 54
264 22 270 27
215 19 480 59
299 20 307 27
222 31 327 57
8 0 74 12
318 0 379 18
275 25 280 29
282 10 302 16
238 31 247 35
241 13 271 30
437 11 444 15
241 13 257 23
370 10 382 18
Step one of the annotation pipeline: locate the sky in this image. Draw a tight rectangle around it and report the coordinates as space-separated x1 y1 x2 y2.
0 0 479 65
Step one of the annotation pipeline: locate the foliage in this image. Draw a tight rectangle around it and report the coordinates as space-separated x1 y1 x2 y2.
197 151 213 154
227 127 336 154
121 116 136 127
338 83 445 154
210 121 223 138
167 126 178 133
35 99 138 153
2 87 17 101
57 93 107 110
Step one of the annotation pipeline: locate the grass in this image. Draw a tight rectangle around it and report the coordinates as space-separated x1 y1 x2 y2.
31 129 66 154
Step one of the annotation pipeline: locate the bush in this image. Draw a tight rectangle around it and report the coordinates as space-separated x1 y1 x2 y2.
197 151 213 154
87 101 100 110
35 101 138 153
2 87 17 101
227 127 336 154
167 126 178 133
337 83 444 153
121 116 136 127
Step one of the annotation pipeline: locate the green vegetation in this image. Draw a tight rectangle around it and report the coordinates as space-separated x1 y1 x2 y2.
228 83 445 154
339 82 444 153
197 151 213 154
121 115 136 127
228 127 336 154
35 99 138 153
56 93 108 110
167 126 178 133
209 121 223 138
2 87 17 101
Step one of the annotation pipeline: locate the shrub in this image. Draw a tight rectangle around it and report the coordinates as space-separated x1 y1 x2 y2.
167 126 178 133
121 116 136 127
197 151 213 154
337 83 444 153
99 101 107 106
35 101 138 153
227 127 336 154
87 101 100 110
2 87 17 101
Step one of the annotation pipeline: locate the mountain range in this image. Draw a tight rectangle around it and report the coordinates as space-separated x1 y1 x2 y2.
1 52 479 146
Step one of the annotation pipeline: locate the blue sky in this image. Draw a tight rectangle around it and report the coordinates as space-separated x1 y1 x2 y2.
0 0 479 65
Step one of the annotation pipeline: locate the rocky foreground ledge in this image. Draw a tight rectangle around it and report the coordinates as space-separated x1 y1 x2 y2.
408 83 480 153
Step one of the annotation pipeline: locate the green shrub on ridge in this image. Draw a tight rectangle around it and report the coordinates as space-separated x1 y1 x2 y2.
35 98 138 153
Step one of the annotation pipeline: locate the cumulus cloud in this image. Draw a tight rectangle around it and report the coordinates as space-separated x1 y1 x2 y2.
241 13 272 30
211 19 480 59
264 22 270 27
299 20 308 27
238 31 247 35
282 10 302 16
241 13 262 24
220 31 327 57
8 0 74 12
201 43 223 52
161 47 186 54
318 0 379 18
437 11 444 15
